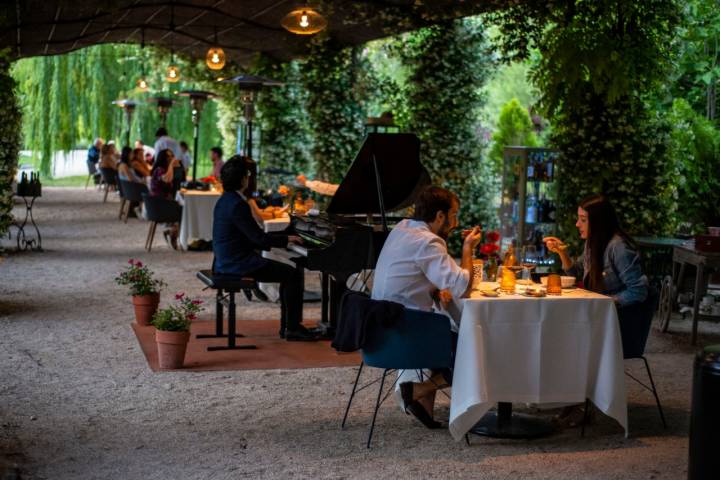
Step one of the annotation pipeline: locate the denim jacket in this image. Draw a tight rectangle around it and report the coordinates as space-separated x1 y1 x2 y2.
566 235 648 307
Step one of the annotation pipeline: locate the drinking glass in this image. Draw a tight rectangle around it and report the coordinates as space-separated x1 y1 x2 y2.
546 273 562 295
472 259 484 289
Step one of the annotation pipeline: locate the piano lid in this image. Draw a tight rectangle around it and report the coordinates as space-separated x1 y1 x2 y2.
326 133 430 215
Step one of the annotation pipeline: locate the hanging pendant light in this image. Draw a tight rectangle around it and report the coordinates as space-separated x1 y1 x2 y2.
165 4 181 83
281 6 327 35
136 28 150 92
166 60 181 83
206 27 226 70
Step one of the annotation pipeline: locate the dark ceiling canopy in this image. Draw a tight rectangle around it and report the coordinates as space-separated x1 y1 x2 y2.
1 0 497 65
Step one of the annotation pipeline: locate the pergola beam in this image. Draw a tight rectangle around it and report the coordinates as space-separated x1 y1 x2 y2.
43 5 63 55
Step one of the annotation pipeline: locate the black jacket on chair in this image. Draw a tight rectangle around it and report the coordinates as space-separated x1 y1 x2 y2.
332 291 405 353
213 191 288 276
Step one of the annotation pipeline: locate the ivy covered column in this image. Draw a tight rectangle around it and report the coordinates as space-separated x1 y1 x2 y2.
397 18 493 232
303 38 366 183
0 51 22 239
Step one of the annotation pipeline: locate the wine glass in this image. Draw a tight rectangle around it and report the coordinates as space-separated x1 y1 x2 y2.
521 245 537 282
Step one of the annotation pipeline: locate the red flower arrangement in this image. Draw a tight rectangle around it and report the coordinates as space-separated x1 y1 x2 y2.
478 231 501 260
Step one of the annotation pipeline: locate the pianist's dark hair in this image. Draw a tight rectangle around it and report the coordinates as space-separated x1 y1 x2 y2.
220 155 249 192
413 186 459 223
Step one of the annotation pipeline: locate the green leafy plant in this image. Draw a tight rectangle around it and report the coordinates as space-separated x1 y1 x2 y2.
0 49 22 241
151 292 204 332
114 259 166 296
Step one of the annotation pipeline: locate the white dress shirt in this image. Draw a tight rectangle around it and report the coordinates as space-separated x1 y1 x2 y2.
153 135 183 160
372 219 469 312
305 179 339 196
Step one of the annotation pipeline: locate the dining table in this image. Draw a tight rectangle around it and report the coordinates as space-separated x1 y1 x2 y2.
448 282 628 441
176 189 221 251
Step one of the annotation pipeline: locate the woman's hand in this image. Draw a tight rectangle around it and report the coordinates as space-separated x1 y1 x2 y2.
543 236 568 254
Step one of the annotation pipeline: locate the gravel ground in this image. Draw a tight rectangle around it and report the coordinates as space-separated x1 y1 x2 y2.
0 187 709 479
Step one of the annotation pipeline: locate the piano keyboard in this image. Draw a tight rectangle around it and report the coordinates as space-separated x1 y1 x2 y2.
287 243 308 256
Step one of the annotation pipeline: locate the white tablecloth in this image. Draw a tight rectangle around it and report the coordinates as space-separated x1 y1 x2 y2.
448 285 628 440
176 190 221 250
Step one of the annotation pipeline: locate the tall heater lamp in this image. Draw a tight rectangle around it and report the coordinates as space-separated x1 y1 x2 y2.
177 90 220 187
219 75 283 158
111 99 138 147
147 97 174 128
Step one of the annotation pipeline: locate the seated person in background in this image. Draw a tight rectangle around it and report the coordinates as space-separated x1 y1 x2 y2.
296 174 338 197
87 137 103 183
210 146 225 179
242 157 288 223
544 193 648 307
372 185 482 428
98 143 118 171
130 148 151 179
213 157 316 341
150 148 182 249
118 147 144 183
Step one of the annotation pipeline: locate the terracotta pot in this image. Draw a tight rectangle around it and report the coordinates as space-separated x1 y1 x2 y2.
155 330 190 369
132 293 160 326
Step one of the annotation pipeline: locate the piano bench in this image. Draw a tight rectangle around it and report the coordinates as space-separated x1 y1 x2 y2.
195 270 258 351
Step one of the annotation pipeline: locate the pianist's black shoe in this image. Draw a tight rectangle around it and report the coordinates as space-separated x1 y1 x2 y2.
285 328 318 342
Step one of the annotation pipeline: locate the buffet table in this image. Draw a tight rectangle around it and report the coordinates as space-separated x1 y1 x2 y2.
448 285 628 440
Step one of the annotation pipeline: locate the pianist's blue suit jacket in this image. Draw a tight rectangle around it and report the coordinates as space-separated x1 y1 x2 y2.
212 191 288 276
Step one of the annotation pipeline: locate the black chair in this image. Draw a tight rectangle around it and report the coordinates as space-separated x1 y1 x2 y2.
141 193 182 251
119 180 149 223
582 287 666 435
117 179 126 220
99 167 118 203
196 269 257 351
172 166 186 194
339 293 454 448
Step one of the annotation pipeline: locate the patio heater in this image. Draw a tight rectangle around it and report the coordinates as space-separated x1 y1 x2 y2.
112 99 138 147
147 97 174 128
177 90 220 187
219 75 283 158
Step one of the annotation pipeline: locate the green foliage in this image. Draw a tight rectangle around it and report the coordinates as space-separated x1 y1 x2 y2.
0 49 22 239
493 0 681 243
489 98 538 170
11 44 223 178
302 37 366 183
395 18 494 237
115 259 166 296
668 98 720 232
152 293 204 332
251 54 313 174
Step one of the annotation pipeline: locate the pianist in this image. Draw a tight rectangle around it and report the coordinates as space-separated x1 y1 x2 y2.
213 156 317 342
371 186 482 428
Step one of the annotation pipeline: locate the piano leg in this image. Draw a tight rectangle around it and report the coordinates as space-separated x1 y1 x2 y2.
321 272 330 326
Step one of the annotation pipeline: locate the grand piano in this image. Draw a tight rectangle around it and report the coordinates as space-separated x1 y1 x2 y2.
288 133 430 334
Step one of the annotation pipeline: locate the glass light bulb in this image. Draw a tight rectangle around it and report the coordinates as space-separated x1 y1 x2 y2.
300 13 309 28
212 53 220 63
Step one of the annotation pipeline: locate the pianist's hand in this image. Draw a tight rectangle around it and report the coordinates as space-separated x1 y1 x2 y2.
288 235 303 245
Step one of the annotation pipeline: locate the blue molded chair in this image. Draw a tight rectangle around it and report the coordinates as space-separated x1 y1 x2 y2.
141 193 182 251
119 180 149 223
340 294 453 448
582 287 666 435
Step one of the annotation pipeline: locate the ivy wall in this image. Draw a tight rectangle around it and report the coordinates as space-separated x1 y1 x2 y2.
0 50 22 238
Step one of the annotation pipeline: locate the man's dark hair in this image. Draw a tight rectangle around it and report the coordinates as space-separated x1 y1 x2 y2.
220 155 249 191
155 127 168 138
180 141 188 149
413 186 459 223
210 146 223 158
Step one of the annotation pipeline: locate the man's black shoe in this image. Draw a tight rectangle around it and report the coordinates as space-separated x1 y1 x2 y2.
285 329 318 342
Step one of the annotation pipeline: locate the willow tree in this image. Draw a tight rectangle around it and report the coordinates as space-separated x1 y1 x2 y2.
12 43 223 177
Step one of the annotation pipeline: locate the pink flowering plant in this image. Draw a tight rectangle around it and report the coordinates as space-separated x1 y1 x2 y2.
115 259 166 296
151 293 204 332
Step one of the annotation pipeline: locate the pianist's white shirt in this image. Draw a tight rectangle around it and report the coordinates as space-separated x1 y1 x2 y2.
371 219 469 313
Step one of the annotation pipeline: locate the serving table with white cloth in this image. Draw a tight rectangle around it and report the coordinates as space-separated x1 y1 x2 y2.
448 284 628 440
176 190 221 251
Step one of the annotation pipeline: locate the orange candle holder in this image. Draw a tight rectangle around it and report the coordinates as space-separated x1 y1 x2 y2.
546 274 562 295
499 266 516 293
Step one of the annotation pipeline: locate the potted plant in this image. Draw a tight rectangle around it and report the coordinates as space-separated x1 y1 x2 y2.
115 259 166 326
152 293 203 369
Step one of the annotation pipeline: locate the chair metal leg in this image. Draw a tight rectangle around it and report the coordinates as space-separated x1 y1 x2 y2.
367 369 388 449
146 221 157 251
342 362 364 429
642 356 667 428
118 198 126 220
465 434 470 446
207 291 256 351
85 174 91 189
580 399 590 437
103 183 110 203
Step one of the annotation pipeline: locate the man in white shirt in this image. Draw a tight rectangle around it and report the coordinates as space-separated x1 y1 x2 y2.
372 185 482 428
295 174 339 196
152 128 182 161
179 141 192 171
